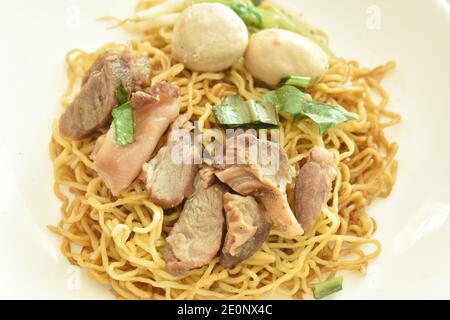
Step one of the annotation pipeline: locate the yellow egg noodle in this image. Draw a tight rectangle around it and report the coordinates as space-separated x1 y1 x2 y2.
48 1 400 300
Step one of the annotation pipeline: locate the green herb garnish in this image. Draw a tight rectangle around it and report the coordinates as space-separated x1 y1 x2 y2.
213 85 355 133
279 75 312 90
263 85 307 115
312 276 343 299
111 102 134 146
111 81 134 146
212 95 279 129
302 101 357 134
264 85 357 134
230 2 263 28
115 80 129 106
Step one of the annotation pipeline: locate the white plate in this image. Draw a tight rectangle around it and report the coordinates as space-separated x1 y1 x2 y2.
0 0 449 299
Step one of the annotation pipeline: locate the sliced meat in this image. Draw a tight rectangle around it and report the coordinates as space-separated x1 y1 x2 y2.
295 146 337 230
220 193 272 268
214 134 303 238
93 82 180 196
142 116 198 208
215 165 302 238
164 168 227 276
60 49 151 140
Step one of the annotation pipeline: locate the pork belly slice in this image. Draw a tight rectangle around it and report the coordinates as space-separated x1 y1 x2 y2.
142 116 198 209
60 49 151 140
220 193 272 268
93 82 180 196
164 168 227 276
295 146 337 231
214 134 303 238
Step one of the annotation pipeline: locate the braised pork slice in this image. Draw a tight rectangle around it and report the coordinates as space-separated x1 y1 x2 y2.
214 134 303 238
295 147 337 230
142 116 198 209
60 49 151 140
164 168 226 276
93 82 180 196
220 193 271 268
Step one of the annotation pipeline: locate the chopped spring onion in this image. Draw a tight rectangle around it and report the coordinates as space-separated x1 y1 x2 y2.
279 75 312 90
263 85 307 115
302 101 357 134
111 102 134 146
112 81 134 146
115 80 129 106
264 85 357 134
212 95 279 129
212 86 356 132
312 276 343 299
229 2 263 28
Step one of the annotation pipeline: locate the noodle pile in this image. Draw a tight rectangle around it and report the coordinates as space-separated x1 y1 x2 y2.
48 8 400 299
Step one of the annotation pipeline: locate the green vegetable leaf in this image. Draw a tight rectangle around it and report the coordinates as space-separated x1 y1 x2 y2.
279 75 312 90
212 95 279 129
111 102 134 146
213 83 355 134
263 85 356 134
230 2 263 28
312 276 343 299
115 80 129 106
303 101 357 134
257 3 335 58
263 85 307 115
